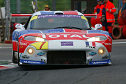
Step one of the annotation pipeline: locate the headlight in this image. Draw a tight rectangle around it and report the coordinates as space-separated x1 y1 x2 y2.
24 36 46 42
98 47 106 55
86 36 107 41
27 47 35 55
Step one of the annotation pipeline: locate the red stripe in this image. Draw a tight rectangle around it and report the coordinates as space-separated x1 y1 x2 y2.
40 42 46 49
92 42 96 47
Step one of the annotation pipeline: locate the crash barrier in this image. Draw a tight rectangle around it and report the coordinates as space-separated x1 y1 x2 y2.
112 25 126 39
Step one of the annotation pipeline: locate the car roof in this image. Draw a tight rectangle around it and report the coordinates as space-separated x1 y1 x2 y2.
32 11 83 17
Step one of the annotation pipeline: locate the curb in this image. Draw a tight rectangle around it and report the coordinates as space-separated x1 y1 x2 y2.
4 40 12 44
0 64 18 70
0 66 10 69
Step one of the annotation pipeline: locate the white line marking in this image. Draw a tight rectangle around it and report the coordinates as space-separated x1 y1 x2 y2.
0 60 12 62
112 42 126 44
0 47 12 49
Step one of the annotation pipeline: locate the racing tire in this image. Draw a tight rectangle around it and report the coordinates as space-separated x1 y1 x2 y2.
122 25 126 39
112 25 123 39
12 51 18 63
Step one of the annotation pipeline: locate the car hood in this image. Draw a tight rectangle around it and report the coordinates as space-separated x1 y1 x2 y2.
20 28 109 35
17 28 110 40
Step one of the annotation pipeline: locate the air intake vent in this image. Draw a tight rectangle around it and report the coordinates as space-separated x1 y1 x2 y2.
47 51 86 64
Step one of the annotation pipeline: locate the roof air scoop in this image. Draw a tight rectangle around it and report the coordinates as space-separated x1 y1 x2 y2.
54 11 64 15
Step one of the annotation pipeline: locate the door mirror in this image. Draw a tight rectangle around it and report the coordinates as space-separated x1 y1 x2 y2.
91 24 102 30
15 23 25 30
94 24 102 30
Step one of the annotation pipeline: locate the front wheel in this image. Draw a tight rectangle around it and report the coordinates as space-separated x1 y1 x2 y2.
12 51 18 63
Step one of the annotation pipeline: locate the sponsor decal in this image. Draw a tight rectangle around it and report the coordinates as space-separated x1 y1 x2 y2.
22 55 30 59
20 59 46 64
31 42 48 49
88 30 109 36
89 52 97 56
86 42 95 48
42 33 89 39
104 43 112 45
89 59 111 65
19 42 27 45
38 15 82 18
42 29 64 33
37 52 45 56
102 56 109 59
61 41 73 46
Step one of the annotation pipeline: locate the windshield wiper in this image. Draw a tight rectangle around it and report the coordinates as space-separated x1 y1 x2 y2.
55 26 82 30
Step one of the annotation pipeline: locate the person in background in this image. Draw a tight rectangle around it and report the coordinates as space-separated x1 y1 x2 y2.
118 0 126 25
44 5 50 11
119 0 126 17
91 0 103 28
100 0 116 37
94 0 104 14
122 0 126 12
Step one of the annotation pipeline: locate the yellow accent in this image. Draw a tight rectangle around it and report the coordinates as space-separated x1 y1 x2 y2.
31 42 48 50
20 46 23 48
81 16 88 21
42 42 48 49
30 16 38 22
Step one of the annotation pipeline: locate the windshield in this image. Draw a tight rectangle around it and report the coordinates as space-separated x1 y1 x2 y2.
27 15 90 30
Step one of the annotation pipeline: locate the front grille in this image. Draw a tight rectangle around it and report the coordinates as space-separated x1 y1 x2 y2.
47 51 86 64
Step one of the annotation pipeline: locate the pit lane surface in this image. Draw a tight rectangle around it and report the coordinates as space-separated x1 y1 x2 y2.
0 40 126 84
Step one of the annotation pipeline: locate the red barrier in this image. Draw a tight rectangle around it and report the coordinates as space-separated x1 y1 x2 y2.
123 25 126 39
83 14 97 17
90 14 101 27
11 14 32 17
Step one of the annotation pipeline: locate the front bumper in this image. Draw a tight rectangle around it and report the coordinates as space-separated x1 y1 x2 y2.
18 40 111 65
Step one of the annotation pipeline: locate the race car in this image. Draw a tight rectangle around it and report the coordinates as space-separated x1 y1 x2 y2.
12 11 112 66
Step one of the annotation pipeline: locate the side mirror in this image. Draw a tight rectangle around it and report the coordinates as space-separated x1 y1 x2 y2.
15 23 25 30
92 24 102 30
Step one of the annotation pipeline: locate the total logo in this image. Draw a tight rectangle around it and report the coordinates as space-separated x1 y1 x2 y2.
42 33 89 39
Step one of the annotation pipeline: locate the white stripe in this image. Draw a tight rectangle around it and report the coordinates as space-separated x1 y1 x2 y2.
0 60 11 61
112 42 126 44
0 47 12 49
89 42 92 46
0 65 18 67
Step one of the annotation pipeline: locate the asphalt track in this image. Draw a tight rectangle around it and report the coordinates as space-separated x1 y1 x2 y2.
0 39 126 84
